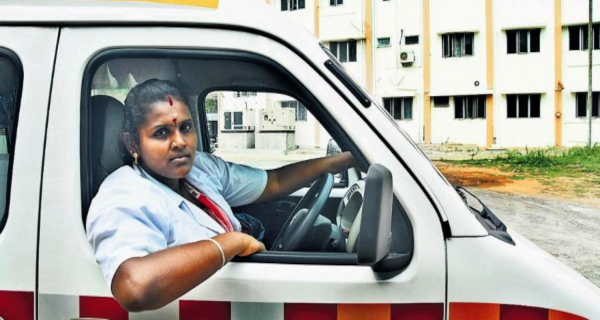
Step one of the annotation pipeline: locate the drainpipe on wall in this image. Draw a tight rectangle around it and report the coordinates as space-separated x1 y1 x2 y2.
587 0 593 147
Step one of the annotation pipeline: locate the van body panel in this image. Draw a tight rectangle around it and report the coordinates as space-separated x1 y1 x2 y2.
0 26 57 319
38 26 446 318
448 233 600 318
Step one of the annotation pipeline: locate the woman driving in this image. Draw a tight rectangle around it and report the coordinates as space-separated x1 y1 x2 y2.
86 79 356 312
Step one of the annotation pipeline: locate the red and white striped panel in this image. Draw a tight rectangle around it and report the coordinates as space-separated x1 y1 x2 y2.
20 294 588 320
36 295 443 320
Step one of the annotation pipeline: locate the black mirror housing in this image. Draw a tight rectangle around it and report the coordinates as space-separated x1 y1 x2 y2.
357 164 393 268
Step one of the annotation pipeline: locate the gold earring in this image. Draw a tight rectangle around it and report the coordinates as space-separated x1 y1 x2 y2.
133 152 139 165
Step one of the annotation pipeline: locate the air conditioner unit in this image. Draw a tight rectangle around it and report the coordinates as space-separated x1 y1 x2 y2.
222 109 255 131
399 49 415 66
259 108 296 132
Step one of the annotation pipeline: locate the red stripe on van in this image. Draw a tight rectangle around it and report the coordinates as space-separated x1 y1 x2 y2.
0 290 34 320
548 310 587 320
80 296 128 320
391 303 444 320
500 305 548 320
284 303 337 320
180 300 230 320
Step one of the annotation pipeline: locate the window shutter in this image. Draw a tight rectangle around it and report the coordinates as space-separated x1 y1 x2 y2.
454 97 464 118
393 98 402 120
281 0 288 11
348 40 357 62
330 0 335 5
465 33 473 55
518 31 528 53
530 94 541 118
593 92 599 117
507 30 517 54
518 95 529 118
530 29 540 52
299 0 305 9
594 24 600 50
403 98 413 120
507 95 517 118
579 26 589 50
569 26 580 50
576 93 587 117
477 96 486 118
442 35 450 57
330 42 338 59
340 41 348 62
453 34 462 57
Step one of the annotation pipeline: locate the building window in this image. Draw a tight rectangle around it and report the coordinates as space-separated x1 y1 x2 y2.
330 0 343 6
405 35 419 45
507 29 540 54
576 92 600 118
433 96 449 107
569 24 600 51
234 91 257 98
383 97 413 120
281 0 305 11
507 94 541 118
454 96 485 119
329 40 357 63
377 38 391 48
442 33 474 58
281 100 308 121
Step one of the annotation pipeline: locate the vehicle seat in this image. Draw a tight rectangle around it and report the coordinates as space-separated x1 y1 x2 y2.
91 95 125 196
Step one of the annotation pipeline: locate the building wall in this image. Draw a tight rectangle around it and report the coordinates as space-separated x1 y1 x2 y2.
562 0 600 146
260 0 600 148
430 97 487 146
372 0 423 142
319 0 365 41
493 0 556 147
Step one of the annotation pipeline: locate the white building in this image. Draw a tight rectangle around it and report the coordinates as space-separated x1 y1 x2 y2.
218 0 600 148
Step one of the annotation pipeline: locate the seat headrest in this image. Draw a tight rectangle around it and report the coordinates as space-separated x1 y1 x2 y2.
91 95 125 196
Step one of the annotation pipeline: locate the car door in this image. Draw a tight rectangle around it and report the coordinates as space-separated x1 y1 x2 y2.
39 25 446 320
0 27 58 320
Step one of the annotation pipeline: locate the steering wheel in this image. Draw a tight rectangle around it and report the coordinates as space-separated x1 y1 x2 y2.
271 173 334 251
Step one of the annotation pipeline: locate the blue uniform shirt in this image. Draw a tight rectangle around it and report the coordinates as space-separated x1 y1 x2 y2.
86 151 268 287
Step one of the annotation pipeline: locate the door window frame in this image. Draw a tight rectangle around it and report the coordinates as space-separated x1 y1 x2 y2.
80 48 414 268
0 47 24 235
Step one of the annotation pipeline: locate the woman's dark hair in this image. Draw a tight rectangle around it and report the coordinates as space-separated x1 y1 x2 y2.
120 79 193 165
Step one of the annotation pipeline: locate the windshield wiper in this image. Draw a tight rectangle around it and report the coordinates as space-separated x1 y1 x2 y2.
455 186 514 245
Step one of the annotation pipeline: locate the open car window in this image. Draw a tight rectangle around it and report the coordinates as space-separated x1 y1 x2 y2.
81 49 413 268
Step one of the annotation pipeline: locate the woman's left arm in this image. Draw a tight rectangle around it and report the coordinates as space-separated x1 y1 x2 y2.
254 151 357 203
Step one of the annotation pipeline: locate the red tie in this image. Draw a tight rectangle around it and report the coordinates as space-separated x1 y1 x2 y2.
183 180 234 232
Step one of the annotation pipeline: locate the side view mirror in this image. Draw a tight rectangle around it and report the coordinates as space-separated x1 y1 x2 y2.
357 164 393 269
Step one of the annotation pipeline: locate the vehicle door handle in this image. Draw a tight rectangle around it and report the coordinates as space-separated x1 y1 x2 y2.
275 201 296 213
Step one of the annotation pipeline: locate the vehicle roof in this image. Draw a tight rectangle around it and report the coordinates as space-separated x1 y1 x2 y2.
0 0 322 56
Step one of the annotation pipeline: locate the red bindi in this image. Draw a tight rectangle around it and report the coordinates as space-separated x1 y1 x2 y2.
168 95 174 106
172 117 178 125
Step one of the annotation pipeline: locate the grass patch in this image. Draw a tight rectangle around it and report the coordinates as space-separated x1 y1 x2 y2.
511 175 527 180
451 145 600 178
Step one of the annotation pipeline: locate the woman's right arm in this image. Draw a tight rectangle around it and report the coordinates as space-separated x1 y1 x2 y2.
111 232 264 312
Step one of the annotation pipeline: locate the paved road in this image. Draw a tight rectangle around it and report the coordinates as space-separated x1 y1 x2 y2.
470 188 600 288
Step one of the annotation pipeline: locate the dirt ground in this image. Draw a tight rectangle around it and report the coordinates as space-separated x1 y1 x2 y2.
435 162 600 208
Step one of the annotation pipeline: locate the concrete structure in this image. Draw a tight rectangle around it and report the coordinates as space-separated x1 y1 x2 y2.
215 91 332 149
223 0 600 148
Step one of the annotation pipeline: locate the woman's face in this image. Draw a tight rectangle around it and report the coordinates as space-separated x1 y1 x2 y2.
136 98 197 180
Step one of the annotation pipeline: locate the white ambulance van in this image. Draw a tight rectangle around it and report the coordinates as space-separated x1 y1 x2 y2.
0 0 599 319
